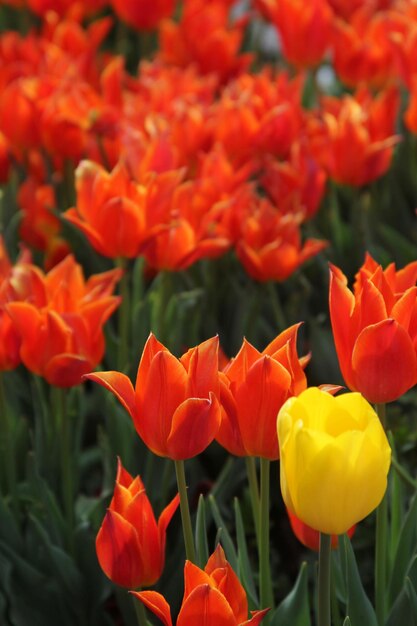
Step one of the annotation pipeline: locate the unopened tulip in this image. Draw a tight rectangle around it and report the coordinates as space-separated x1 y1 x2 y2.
96 459 179 588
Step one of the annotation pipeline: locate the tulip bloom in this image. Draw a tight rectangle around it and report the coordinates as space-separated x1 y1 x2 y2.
7 255 121 387
308 87 399 187
86 334 222 459
64 161 147 259
235 199 327 283
329 255 417 403
132 544 269 625
217 325 307 459
96 459 179 588
278 387 391 535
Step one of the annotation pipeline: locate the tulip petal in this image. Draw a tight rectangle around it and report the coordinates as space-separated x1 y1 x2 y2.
241 608 270 625
131 591 173 626
96 509 143 588
216 374 246 456
391 286 417 330
351 319 417 403
177 584 236 626
137 350 187 456
45 354 92 387
183 561 213 603
84 370 137 418
329 265 357 388
262 323 300 356
236 356 291 459
167 394 221 460
64 208 107 255
223 339 261 387
181 336 219 398
135 333 167 394
207 545 248 624
158 493 180 554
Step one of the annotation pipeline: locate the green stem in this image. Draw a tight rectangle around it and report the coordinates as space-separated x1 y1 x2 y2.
52 386 74 552
133 594 149 626
174 459 196 563
331 553 342 626
117 257 130 373
318 533 332 626
266 282 286 332
259 458 273 614
245 456 260 547
375 403 387 626
390 455 417 489
0 373 17 509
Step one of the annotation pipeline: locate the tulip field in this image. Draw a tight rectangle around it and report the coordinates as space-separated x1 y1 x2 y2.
1 1 417 625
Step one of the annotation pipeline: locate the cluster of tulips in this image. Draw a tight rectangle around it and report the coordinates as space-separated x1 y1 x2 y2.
0 1 417 626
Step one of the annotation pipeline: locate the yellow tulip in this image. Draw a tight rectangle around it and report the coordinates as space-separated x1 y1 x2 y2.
277 387 391 535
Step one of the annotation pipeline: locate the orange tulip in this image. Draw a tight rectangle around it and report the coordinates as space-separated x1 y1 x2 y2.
308 86 400 187
287 509 355 551
132 544 269 625
7 255 121 387
65 160 147 259
217 325 307 459
331 9 406 88
96 458 180 588
86 334 222 459
329 255 417 403
233 190 327 283
0 238 43 371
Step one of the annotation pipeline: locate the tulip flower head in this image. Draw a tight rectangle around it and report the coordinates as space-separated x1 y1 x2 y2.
278 387 391 535
96 458 179 589
132 544 269 625
217 324 308 459
7 255 121 387
329 255 417 403
86 334 222 459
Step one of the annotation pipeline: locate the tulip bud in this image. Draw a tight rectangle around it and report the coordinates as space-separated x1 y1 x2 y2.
96 459 179 588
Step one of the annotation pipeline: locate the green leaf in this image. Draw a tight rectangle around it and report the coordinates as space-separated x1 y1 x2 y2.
270 562 311 626
405 577 417 624
388 493 417 606
208 494 238 572
388 433 405 568
195 494 209 568
343 618 352 626
340 535 378 626
385 586 414 626
234 497 258 608
0 493 22 552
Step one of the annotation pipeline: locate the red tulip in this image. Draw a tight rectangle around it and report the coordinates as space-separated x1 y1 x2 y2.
329 255 417 403
86 334 222 459
132 544 269 625
96 458 179 588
